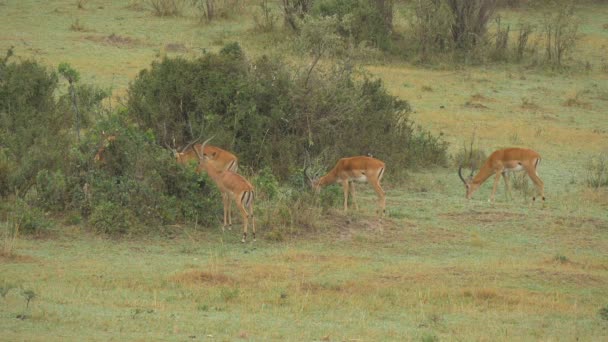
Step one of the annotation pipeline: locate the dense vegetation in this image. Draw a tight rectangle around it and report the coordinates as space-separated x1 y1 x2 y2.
0 41 447 235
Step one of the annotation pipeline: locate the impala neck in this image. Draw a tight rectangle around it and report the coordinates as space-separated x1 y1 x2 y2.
471 164 494 186
317 170 338 187
198 161 223 183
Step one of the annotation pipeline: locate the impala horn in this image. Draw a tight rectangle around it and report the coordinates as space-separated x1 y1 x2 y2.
192 136 215 162
458 165 467 185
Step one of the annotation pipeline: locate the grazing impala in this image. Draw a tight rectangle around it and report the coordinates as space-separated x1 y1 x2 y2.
458 147 544 203
306 156 386 217
193 137 255 243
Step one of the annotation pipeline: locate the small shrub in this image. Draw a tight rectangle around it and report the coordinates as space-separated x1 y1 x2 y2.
35 169 68 211
553 253 569 263
148 0 185 16
70 18 86 31
510 172 534 199
541 1 580 67
600 305 608 321
253 0 278 32
586 153 608 189
220 287 239 301
253 167 279 201
89 201 140 236
515 21 535 62
192 0 243 22
453 134 487 171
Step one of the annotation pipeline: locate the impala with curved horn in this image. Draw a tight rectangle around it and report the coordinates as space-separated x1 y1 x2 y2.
306 156 386 217
458 147 544 203
193 137 255 243
170 139 238 173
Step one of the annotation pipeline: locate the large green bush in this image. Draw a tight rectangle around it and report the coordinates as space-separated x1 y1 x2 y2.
127 44 447 181
67 115 222 233
0 52 70 196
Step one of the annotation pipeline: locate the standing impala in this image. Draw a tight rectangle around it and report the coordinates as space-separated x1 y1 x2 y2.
458 147 544 203
169 139 239 225
173 141 238 173
193 137 255 243
306 156 386 217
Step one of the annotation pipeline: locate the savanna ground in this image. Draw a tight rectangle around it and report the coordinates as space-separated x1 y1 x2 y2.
1 0 608 340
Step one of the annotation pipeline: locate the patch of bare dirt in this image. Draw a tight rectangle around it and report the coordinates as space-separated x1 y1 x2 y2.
0 252 37 263
170 270 235 286
165 43 188 53
441 210 526 224
525 268 605 286
464 101 489 110
470 93 495 102
85 33 141 48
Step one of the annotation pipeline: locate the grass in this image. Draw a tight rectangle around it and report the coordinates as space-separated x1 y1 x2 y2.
1 1 608 340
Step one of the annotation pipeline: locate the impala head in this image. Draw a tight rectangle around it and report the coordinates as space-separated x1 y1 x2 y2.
166 138 200 165
191 136 215 166
458 165 478 199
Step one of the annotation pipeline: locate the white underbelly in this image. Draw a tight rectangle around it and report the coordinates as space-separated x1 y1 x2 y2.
504 164 524 172
351 175 368 182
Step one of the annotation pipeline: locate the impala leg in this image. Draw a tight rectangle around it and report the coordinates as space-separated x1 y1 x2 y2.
526 168 545 204
249 201 256 242
349 182 359 211
369 176 386 218
226 193 232 229
222 193 231 232
502 172 512 200
236 201 248 243
490 171 501 203
342 181 350 212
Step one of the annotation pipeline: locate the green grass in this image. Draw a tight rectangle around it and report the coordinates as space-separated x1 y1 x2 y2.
1 1 608 340
2 173 607 340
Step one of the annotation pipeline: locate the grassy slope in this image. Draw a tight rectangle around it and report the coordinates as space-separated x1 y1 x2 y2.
1 1 607 340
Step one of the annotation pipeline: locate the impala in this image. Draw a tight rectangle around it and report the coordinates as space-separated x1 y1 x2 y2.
306 156 386 216
169 139 239 225
93 132 116 164
193 137 255 243
458 147 544 203
173 141 238 173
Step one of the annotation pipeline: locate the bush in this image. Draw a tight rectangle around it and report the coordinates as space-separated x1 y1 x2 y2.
311 0 394 50
127 44 448 181
541 1 580 67
67 115 222 234
409 0 498 61
89 201 139 236
0 199 53 236
0 52 71 196
148 0 185 16
586 153 608 189
35 169 68 211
